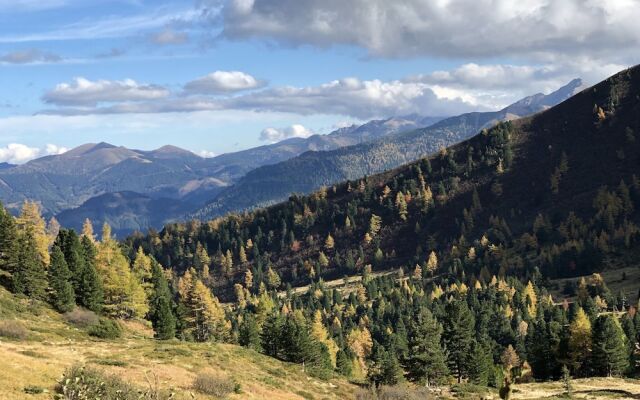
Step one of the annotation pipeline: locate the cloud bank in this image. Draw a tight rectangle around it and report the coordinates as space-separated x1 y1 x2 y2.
0 143 68 164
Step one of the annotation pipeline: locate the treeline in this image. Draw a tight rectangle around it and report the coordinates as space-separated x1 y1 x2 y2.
0 201 228 343
231 270 639 389
1 201 637 389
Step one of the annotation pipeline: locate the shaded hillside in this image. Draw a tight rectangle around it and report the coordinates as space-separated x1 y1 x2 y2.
56 191 196 238
126 67 638 301
194 79 585 219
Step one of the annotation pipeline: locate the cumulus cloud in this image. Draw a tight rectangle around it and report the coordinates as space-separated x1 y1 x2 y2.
42 74 482 118
260 124 314 142
39 61 626 119
42 77 170 107
217 0 640 62
198 150 216 158
184 71 263 94
0 143 67 164
45 143 68 155
0 48 62 64
150 28 189 45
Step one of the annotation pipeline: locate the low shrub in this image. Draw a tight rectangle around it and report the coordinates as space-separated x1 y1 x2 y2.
0 319 28 339
55 365 139 400
55 365 173 400
355 385 436 400
23 385 45 394
88 318 122 339
192 372 237 397
64 308 99 328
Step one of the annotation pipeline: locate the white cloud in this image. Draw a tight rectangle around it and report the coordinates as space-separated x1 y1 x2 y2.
0 143 67 164
260 124 314 142
42 77 169 107
0 48 62 64
217 0 640 64
45 143 68 155
198 150 216 158
150 28 189 45
184 71 263 94
39 62 627 119
42 74 481 118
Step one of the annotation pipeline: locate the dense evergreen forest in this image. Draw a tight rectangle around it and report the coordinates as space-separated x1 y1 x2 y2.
0 66 639 397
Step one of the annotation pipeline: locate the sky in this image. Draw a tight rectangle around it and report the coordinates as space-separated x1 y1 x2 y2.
0 0 638 163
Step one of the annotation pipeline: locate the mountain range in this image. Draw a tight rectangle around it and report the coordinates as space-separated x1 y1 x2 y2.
0 79 584 236
194 78 586 219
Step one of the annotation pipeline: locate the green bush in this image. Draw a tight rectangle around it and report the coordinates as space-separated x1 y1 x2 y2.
88 318 122 339
23 385 45 394
55 365 139 400
55 365 173 400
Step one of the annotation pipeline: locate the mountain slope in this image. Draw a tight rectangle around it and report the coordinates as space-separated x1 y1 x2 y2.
127 67 639 301
194 79 585 219
0 115 441 233
0 287 357 399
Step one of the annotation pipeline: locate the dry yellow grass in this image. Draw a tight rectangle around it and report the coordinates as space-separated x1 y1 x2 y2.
0 288 356 400
512 377 640 399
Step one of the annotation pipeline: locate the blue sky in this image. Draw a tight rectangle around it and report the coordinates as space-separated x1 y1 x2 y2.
0 0 637 163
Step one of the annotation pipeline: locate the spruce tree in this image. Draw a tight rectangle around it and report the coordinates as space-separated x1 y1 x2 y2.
48 245 75 312
11 230 47 300
336 349 353 377
261 311 284 358
149 260 176 340
404 308 449 386
79 235 103 312
468 341 492 386
442 300 475 382
0 203 17 280
239 313 261 351
592 315 629 376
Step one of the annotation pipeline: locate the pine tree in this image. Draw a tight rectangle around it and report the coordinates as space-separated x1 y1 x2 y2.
592 315 628 377
0 204 18 278
48 245 75 312
468 341 492 386
79 235 103 312
336 349 353 377
261 311 284 358
404 308 449 386
149 260 176 340
11 230 47 300
54 229 86 302
442 300 475 382
239 313 261 351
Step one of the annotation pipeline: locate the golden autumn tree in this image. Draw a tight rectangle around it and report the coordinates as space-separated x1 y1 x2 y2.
426 251 438 275
185 278 229 342
16 200 50 265
569 307 592 375
311 310 339 367
81 218 96 243
96 223 148 318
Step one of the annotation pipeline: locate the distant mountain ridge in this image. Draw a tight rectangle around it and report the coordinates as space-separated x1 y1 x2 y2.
193 78 586 219
5 114 442 234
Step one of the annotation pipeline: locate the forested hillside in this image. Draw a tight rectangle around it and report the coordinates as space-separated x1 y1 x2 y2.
0 67 638 398
194 79 584 219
